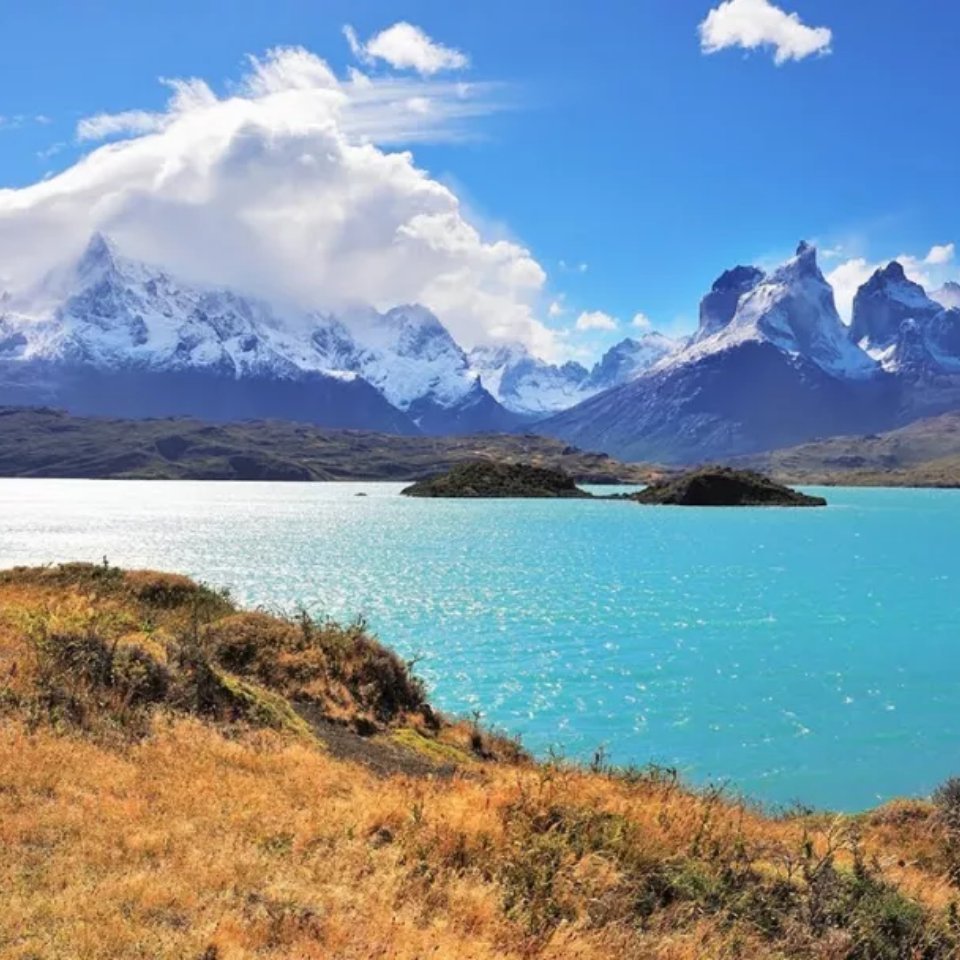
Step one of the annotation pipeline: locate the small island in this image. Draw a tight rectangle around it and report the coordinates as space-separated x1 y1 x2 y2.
632 466 827 507
401 460 591 498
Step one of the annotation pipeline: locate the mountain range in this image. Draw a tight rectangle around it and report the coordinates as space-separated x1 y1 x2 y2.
0 234 674 436
541 242 960 462
2 234 959 463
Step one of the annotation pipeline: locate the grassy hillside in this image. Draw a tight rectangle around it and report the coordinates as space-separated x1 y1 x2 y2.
3 564 960 959
0 407 653 483
740 412 960 487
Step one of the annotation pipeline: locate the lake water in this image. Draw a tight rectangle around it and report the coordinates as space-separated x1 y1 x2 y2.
1 478 957 811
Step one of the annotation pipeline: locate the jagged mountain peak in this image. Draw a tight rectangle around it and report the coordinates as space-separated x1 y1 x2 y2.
697 264 765 341
0 235 519 434
78 231 117 268
583 334 680 391
851 261 942 355
774 240 821 282
679 243 875 380
878 260 907 282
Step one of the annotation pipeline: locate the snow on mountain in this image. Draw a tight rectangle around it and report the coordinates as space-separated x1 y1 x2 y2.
694 265 764 342
468 344 590 416
469 333 680 417
931 281 960 310
666 242 877 380
0 233 515 433
846 262 960 379
581 334 681 392
540 244 899 463
2 233 337 379
344 304 483 413
849 261 943 361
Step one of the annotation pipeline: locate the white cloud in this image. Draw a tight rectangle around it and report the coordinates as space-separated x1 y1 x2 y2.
344 22 468 76
699 0 832 65
576 310 618 332
825 258 875 324
631 312 652 331
0 46 558 358
548 297 566 318
926 243 955 266
826 243 960 322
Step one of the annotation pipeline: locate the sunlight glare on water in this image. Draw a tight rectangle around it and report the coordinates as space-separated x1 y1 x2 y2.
1 478 957 810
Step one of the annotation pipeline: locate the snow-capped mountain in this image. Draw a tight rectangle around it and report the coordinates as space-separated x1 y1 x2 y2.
6 231 959 459
580 334 681 392
849 262 943 362
675 242 877 380
845 262 960 390
331 305 517 432
541 243 903 463
694 265 764 342
467 343 590 416
0 234 515 434
468 333 680 416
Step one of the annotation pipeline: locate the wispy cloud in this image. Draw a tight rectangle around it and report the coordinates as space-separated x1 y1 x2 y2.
74 53 505 148
699 0 832 65
77 109 164 142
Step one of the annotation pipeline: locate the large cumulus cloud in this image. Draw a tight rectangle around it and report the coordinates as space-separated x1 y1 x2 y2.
0 45 557 356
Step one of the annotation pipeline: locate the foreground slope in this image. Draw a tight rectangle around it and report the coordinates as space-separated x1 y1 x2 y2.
2 564 960 959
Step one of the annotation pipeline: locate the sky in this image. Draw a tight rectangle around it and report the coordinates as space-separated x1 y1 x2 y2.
0 0 957 362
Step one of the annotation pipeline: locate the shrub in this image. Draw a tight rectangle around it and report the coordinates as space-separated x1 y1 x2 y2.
933 778 960 831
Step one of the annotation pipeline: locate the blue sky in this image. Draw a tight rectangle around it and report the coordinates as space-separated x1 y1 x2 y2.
0 0 957 357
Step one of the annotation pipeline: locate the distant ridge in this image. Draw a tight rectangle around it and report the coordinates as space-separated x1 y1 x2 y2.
0 407 654 483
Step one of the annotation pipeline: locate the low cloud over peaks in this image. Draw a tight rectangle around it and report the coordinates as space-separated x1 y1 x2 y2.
0 42 564 358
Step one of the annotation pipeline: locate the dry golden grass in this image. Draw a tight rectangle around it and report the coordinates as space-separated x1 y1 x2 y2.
2 564 959 959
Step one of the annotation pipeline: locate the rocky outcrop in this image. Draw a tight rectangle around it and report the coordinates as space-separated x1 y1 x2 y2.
695 265 765 341
401 461 590 498
632 467 826 507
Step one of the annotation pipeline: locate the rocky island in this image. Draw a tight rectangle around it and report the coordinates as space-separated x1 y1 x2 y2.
633 466 827 507
401 460 590 498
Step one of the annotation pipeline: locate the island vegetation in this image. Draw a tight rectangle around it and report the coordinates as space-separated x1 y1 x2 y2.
401 461 591 498
3 563 960 959
632 467 827 507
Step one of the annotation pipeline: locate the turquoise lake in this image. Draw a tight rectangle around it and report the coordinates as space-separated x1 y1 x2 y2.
1 478 956 811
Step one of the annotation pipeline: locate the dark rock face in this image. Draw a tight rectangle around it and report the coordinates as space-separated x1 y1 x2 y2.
401 461 590 498
927 308 960 360
0 361 419 434
632 467 826 507
696 266 765 340
408 379 523 435
541 340 899 464
850 262 942 350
